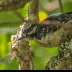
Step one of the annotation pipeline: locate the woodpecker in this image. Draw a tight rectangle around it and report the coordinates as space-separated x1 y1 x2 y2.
18 12 72 48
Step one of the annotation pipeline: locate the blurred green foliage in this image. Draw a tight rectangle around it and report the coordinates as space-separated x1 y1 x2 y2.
0 0 72 70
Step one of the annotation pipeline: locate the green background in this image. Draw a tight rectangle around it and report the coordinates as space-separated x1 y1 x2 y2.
0 0 72 70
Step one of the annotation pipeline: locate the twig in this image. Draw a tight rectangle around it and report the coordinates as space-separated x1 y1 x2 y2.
58 0 63 13
1 20 72 29
0 55 11 63
0 21 24 26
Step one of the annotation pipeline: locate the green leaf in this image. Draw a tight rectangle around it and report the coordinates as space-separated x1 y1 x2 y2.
0 2 29 28
21 2 29 17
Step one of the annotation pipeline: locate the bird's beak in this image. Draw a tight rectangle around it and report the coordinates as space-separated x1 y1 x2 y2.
17 36 24 41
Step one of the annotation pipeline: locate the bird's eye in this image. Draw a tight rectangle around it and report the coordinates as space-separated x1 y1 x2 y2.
24 24 31 29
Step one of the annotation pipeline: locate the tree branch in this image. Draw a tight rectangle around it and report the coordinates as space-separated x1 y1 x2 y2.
58 0 63 13
0 0 31 12
10 0 39 70
45 38 72 70
29 0 39 24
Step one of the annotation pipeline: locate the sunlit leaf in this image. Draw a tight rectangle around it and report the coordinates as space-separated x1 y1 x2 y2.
21 2 29 17
39 11 48 22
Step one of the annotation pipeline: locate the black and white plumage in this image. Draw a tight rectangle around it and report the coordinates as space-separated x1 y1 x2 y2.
18 12 72 48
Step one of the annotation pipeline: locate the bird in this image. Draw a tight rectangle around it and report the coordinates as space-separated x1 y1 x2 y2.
18 12 72 48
